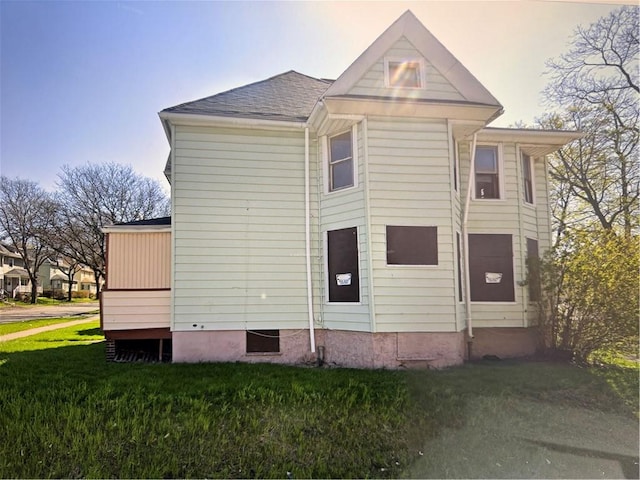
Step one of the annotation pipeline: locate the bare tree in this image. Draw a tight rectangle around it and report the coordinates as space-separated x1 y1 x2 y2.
542 6 639 238
53 256 83 302
0 177 56 302
55 163 170 295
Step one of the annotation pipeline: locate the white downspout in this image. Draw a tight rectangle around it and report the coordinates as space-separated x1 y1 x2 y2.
304 127 316 353
462 133 478 346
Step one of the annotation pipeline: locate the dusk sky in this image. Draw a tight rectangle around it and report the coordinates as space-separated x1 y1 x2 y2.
0 1 630 193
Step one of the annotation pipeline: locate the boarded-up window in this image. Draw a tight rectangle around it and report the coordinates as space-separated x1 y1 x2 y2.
386 226 438 265
246 330 279 353
469 234 514 302
526 238 540 302
456 233 463 302
328 227 360 302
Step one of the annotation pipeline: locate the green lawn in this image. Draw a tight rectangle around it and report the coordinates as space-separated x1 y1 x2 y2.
0 322 637 479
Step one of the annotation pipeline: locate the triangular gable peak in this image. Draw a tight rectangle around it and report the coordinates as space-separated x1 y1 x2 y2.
324 10 502 108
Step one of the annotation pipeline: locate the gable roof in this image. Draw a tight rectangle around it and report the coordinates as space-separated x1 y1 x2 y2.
324 10 502 109
162 71 332 122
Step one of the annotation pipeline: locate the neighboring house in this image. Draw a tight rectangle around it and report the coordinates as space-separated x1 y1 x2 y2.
39 258 98 296
102 11 580 367
0 243 31 298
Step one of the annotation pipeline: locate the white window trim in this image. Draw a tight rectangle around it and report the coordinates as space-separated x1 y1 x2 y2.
384 57 427 89
324 227 362 305
323 124 359 195
454 141 461 196
472 143 506 201
520 151 537 207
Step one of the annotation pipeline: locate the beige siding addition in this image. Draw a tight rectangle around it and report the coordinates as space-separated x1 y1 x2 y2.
102 290 170 330
107 231 171 289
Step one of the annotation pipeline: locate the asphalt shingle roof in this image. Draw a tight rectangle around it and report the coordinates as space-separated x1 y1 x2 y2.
162 71 333 122
116 217 171 227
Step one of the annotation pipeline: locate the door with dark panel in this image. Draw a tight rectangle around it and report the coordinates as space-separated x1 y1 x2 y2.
327 227 360 303
468 234 515 302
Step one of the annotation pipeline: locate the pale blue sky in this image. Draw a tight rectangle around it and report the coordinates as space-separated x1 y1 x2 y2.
0 1 628 192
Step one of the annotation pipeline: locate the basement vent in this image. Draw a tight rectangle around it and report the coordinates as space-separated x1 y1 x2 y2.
112 339 172 363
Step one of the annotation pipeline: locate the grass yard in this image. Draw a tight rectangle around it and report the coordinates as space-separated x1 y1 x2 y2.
0 322 637 479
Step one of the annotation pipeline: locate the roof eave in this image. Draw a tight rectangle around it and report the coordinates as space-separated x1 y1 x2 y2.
159 111 308 131
102 225 172 234
323 96 503 123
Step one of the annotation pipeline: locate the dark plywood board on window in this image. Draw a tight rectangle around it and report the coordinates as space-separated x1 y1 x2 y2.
387 226 438 265
246 330 280 353
526 238 540 301
328 227 360 303
469 234 515 302
456 233 463 302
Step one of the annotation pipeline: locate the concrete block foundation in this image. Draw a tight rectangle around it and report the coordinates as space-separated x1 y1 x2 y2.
468 327 540 360
173 329 466 369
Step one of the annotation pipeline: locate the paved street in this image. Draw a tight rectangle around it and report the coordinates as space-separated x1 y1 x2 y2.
0 302 99 323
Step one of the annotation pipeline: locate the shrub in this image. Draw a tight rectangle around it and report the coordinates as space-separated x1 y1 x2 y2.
53 289 66 300
536 229 639 362
71 291 90 299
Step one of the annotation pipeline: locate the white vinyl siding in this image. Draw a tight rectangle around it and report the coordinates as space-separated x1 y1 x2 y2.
367 117 457 332
348 37 465 101
172 126 309 331
317 123 370 331
458 141 527 327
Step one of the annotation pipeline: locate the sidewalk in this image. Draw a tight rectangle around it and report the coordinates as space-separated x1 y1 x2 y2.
0 316 99 342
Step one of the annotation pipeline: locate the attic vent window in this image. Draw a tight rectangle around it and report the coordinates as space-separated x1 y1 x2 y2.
385 58 425 88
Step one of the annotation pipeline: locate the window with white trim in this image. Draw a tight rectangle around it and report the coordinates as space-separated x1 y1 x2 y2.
328 130 354 192
384 58 425 89
475 145 501 199
522 153 534 204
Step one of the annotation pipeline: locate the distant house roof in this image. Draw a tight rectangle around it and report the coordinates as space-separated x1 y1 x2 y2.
161 70 333 122
116 217 171 227
4 267 29 278
0 243 21 259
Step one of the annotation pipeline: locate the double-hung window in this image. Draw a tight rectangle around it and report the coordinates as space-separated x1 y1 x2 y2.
522 153 534 204
475 146 500 199
329 131 354 192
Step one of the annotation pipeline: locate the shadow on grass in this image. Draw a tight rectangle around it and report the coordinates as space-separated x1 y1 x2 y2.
522 439 639 479
77 327 103 336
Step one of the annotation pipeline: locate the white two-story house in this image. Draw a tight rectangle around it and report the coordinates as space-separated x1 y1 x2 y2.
102 11 580 367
